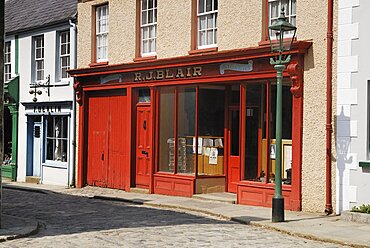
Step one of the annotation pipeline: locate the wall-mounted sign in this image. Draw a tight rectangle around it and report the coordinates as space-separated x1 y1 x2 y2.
220 61 253 75
33 105 62 113
134 66 202 82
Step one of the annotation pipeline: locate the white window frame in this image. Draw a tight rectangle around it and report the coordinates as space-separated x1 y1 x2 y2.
58 31 70 81
96 5 109 62
197 0 218 49
4 41 11 82
141 0 157 57
268 0 297 38
34 35 44 82
45 115 69 165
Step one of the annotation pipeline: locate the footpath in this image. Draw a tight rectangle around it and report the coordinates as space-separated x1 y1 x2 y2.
3 181 370 247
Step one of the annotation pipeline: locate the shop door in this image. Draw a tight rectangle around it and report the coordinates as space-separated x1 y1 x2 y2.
227 107 240 193
33 122 42 177
135 105 151 188
87 91 128 189
87 96 109 187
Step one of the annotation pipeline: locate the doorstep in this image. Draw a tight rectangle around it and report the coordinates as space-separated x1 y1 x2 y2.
192 192 237 204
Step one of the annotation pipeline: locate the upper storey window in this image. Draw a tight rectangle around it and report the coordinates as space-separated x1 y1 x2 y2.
96 4 109 62
4 42 11 81
268 0 296 38
197 0 218 49
58 31 70 80
34 35 44 82
141 0 157 56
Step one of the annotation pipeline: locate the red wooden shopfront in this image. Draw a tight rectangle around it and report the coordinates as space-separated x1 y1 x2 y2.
71 41 310 211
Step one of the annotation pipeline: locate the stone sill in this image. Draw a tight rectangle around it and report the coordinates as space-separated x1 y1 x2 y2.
342 211 370 224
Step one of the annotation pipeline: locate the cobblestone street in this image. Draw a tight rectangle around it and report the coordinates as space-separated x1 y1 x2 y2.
1 188 346 248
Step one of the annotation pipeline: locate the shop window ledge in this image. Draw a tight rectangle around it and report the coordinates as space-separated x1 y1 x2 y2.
359 161 370 168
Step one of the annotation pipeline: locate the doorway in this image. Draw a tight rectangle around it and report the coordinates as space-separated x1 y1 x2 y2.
135 105 151 188
227 107 240 193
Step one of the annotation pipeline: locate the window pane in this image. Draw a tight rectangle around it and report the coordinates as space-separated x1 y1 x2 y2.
214 0 218 10
291 0 296 14
154 9 157 22
207 15 214 29
207 30 213 45
198 86 225 176
149 39 155 52
199 16 206 30
199 0 205 13
245 84 262 181
177 86 196 174
143 26 149 39
148 10 154 23
149 0 153 9
206 0 212 12
142 11 147 25
159 88 175 173
46 138 54 160
142 0 148 10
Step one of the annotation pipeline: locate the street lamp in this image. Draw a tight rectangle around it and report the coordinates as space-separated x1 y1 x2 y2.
268 8 297 223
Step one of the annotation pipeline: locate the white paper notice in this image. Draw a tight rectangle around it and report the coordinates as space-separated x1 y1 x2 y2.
209 148 218 165
193 137 203 154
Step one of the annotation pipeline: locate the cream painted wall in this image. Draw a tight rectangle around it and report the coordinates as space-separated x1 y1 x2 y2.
156 0 192 58
218 0 262 50
76 0 336 212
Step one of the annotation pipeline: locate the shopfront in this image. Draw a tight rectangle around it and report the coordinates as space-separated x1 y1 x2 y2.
71 42 309 211
22 102 73 185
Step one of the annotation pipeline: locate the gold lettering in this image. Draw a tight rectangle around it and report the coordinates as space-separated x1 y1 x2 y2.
134 73 142 82
186 67 192 77
146 71 154 80
176 69 185 78
156 70 164 79
193 66 202 77
165 69 174 79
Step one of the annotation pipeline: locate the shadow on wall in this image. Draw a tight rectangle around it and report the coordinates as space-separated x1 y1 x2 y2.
335 106 353 213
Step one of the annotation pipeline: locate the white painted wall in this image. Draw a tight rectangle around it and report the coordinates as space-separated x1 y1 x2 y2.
337 0 370 213
16 22 77 186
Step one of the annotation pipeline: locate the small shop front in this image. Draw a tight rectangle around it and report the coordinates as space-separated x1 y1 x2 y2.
71 41 310 211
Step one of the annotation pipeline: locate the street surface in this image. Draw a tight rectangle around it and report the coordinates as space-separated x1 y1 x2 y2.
1 188 346 248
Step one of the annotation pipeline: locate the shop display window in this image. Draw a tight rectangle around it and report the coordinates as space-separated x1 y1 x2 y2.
244 83 292 184
177 87 196 174
46 116 68 162
158 87 175 172
158 85 225 176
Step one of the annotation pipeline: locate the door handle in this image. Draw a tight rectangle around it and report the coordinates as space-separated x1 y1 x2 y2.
143 120 147 130
141 150 149 157
101 153 104 161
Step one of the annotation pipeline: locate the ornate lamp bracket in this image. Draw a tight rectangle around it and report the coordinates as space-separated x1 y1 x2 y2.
73 81 83 105
287 61 303 98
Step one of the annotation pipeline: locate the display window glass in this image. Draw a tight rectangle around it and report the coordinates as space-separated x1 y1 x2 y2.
244 82 292 185
46 116 69 163
158 87 175 172
177 86 196 174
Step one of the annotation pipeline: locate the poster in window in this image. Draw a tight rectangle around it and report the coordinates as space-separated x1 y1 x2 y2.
193 137 203 154
209 148 218 165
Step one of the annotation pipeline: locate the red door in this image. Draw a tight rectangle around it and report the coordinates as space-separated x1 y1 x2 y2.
87 91 128 189
87 96 109 187
227 107 240 193
135 105 151 188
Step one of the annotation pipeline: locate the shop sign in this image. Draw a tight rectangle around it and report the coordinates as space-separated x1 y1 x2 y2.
33 105 62 113
134 66 202 82
220 61 253 75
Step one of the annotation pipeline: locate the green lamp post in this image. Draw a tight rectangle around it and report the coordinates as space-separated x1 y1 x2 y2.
268 8 297 222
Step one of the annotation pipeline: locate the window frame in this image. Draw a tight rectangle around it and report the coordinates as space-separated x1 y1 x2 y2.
45 115 69 166
94 4 109 63
195 0 218 50
33 35 45 82
57 30 71 81
267 0 297 40
4 41 11 81
140 0 157 57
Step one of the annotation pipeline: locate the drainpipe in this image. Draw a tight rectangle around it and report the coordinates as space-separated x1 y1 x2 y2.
69 19 77 187
325 0 334 215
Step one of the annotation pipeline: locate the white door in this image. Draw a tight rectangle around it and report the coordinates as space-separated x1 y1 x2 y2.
33 123 42 177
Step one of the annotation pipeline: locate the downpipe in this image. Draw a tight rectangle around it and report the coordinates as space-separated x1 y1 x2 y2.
325 0 334 215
